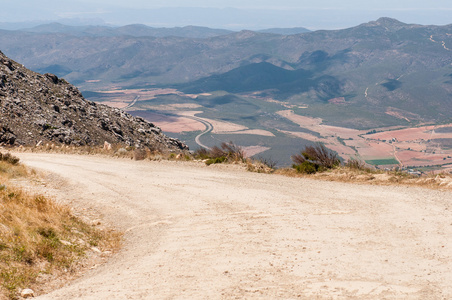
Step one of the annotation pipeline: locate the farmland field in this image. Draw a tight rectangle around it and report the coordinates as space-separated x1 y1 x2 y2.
365 158 399 166
83 88 452 170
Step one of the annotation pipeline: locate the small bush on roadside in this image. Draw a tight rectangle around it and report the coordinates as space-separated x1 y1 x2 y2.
294 161 318 174
292 143 340 174
220 142 245 161
194 142 245 165
291 152 306 166
205 156 227 165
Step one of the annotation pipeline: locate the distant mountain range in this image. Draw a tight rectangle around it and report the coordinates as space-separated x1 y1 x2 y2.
257 28 311 35
17 23 235 39
1 18 451 129
0 22 310 38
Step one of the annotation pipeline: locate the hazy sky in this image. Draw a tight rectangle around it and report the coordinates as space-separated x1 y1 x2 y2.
2 0 451 29
75 0 451 10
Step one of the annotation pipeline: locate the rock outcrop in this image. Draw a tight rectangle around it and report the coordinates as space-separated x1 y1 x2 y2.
0 51 187 151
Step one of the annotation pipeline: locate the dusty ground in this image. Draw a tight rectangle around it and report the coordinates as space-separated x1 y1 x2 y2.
16 153 452 299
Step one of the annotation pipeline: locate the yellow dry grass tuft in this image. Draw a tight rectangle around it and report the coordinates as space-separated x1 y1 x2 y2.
0 154 121 299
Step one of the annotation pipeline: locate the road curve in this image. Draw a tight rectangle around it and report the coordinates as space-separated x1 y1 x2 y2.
187 115 213 150
15 153 452 299
123 95 140 110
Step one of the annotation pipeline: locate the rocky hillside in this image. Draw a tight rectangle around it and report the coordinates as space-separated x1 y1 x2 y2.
0 51 187 150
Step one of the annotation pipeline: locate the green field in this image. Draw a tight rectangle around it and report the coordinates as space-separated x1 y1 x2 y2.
365 158 400 166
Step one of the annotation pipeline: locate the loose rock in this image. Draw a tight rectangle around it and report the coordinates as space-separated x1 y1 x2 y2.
20 288 34 298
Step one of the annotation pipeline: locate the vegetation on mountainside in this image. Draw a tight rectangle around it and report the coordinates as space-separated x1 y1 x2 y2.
0 152 121 299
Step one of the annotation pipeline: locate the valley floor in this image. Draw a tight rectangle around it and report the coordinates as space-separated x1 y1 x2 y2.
17 153 452 299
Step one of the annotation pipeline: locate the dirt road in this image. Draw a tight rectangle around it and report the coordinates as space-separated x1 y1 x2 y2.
17 153 452 299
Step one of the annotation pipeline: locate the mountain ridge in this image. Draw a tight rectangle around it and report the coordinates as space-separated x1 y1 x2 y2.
0 18 450 128
18 23 234 39
14 22 311 39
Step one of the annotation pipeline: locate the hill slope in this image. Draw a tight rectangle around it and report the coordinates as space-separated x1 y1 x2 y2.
0 51 187 150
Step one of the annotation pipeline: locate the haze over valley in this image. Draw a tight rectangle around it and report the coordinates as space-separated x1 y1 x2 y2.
2 0 451 30
1 16 451 168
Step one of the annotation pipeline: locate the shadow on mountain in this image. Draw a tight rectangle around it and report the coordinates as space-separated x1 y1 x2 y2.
196 94 260 110
382 79 402 91
179 62 343 99
36 64 72 77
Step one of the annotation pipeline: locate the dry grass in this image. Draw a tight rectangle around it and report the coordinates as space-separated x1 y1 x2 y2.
275 166 452 190
0 153 121 299
246 160 274 174
9 142 452 191
10 143 189 162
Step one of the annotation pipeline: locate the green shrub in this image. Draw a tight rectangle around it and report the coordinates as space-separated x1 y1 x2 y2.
294 161 318 174
205 156 227 166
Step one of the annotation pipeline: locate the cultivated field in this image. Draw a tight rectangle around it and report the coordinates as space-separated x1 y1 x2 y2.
84 88 452 170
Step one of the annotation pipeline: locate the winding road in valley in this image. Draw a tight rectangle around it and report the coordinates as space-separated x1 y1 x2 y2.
16 153 452 299
123 95 140 110
182 115 213 150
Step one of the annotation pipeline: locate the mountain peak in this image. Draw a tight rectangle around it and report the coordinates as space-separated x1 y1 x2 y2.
376 17 405 24
369 17 407 29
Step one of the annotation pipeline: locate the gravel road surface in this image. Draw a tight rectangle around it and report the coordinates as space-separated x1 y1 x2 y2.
17 153 452 299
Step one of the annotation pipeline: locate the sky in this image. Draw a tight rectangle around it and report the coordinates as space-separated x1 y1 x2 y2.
1 0 451 30
74 0 450 10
